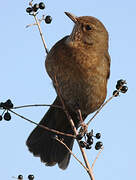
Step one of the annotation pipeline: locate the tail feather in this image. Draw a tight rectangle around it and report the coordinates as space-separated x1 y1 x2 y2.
26 97 80 169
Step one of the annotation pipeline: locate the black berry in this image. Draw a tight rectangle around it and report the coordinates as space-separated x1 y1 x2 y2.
116 83 121 90
79 141 87 148
45 15 52 24
76 134 83 140
18 175 23 179
95 141 103 150
86 144 92 149
33 3 39 12
113 90 119 97
117 79 126 86
0 115 2 121
0 99 13 109
39 2 45 9
95 133 101 139
26 7 33 13
86 132 93 139
120 86 128 93
116 79 126 90
28 174 34 180
4 112 11 121
5 99 13 109
87 137 93 145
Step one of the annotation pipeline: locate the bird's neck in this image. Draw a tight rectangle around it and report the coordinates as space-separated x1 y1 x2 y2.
65 36 108 53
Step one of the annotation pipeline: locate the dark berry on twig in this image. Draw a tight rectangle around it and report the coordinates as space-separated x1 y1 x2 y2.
4 112 11 121
5 99 13 109
87 137 93 145
120 86 128 93
79 141 87 148
95 141 103 150
0 115 2 121
28 174 34 180
26 7 33 13
113 90 119 97
45 15 52 24
18 175 23 179
86 144 92 149
95 133 101 139
39 2 45 9
116 84 121 90
117 79 126 86
33 4 39 12
0 99 13 109
116 79 126 90
86 131 93 139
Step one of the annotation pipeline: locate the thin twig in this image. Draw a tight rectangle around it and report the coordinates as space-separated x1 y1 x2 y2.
13 104 62 110
26 15 45 28
86 88 122 127
77 109 84 123
26 22 38 28
29 0 33 6
91 147 104 169
33 14 49 54
11 176 17 179
54 76 77 135
77 109 88 135
86 95 114 126
9 109 75 138
55 137 89 172
78 144 95 180
54 76 95 180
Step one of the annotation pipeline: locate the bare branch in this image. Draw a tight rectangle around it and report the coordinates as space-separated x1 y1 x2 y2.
54 76 78 135
87 89 121 126
86 95 114 126
9 109 75 138
13 103 62 110
26 15 45 28
55 137 89 172
92 147 104 169
30 13 49 54
54 76 95 180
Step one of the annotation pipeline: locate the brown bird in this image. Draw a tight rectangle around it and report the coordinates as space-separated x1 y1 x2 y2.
26 12 110 170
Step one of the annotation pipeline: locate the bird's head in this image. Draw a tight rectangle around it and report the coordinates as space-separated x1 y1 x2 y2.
65 12 109 50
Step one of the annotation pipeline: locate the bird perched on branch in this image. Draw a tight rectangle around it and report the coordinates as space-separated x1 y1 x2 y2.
26 12 110 169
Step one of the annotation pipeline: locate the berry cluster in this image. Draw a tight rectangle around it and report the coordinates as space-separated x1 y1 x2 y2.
18 174 34 180
113 79 128 97
26 2 45 13
77 130 103 150
0 99 13 121
26 2 52 24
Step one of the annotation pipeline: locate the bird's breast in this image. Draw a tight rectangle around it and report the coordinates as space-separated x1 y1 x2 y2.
45 39 109 115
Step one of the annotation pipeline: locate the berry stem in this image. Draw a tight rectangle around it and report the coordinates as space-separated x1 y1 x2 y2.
55 137 89 172
91 146 104 169
1 109 6 116
86 80 127 126
13 103 62 110
54 76 95 180
9 109 75 138
86 93 116 126
33 14 49 54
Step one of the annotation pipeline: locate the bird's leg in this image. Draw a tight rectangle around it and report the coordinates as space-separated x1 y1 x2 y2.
76 109 88 136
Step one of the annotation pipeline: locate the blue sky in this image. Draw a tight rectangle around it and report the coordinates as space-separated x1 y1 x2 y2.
0 0 135 180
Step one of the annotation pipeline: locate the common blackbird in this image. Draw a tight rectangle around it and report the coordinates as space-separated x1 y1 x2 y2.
26 12 111 169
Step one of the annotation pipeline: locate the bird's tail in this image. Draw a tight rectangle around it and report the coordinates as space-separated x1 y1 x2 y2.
26 97 80 169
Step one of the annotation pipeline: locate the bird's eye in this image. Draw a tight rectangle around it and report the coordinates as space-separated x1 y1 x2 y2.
85 25 92 31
